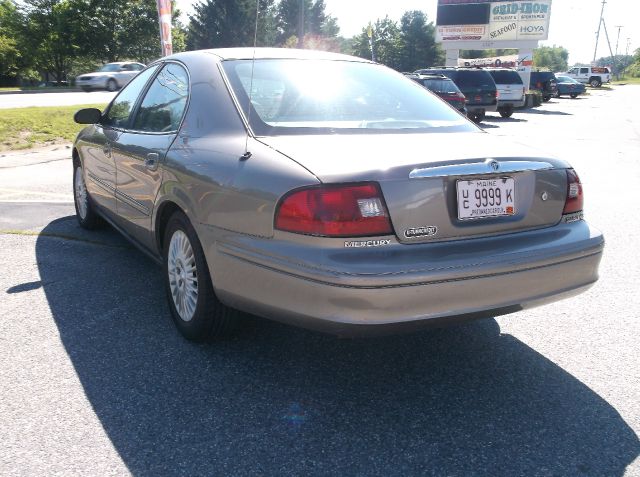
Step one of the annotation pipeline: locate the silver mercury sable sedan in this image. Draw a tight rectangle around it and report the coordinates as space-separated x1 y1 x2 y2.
72 48 604 341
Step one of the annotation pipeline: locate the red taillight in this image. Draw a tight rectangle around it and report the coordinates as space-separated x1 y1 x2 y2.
495 90 499 98
275 183 393 237
563 169 584 214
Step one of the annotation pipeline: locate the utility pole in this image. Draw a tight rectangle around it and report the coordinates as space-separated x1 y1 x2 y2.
592 0 606 63
297 0 304 48
614 26 623 79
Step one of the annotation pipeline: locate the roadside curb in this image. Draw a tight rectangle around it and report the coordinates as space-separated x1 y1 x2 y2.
0 89 83 95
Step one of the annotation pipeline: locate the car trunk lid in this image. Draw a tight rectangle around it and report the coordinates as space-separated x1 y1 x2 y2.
260 132 570 242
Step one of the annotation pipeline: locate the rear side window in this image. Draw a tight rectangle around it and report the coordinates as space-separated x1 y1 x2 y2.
456 70 494 88
132 63 189 133
489 70 523 85
423 79 459 94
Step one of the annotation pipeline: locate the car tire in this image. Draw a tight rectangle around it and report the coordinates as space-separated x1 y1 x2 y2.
163 211 238 341
570 93 579 99
499 107 513 118
73 163 102 230
589 77 602 88
542 95 551 102
469 111 485 123
106 78 118 92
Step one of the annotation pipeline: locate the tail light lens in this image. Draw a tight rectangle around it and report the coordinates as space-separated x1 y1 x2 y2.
563 169 583 214
275 183 393 237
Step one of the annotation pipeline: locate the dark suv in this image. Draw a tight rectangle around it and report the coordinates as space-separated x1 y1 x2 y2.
405 73 467 115
414 67 497 123
529 71 558 102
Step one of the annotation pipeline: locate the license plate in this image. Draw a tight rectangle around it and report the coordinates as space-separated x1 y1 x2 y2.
456 177 515 220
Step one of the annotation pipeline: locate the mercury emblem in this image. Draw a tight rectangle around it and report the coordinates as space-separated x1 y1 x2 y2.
541 191 549 201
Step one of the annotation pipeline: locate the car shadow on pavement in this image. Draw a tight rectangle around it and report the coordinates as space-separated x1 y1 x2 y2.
36 217 639 476
519 108 573 116
483 116 528 124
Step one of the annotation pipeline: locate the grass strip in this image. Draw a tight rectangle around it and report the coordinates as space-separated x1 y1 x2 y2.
0 103 106 151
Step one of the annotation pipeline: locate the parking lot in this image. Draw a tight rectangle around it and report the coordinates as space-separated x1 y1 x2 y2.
1 86 639 475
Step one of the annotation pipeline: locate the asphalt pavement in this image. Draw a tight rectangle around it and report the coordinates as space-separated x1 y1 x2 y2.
0 87 638 476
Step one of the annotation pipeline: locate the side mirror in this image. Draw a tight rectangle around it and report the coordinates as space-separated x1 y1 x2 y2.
74 108 102 124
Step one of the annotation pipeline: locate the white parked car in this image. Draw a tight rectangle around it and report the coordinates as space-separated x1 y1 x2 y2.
564 66 611 88
75 62 146 92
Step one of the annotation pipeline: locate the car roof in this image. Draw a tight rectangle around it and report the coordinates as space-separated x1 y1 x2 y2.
408 73 451 80
200 47 371 63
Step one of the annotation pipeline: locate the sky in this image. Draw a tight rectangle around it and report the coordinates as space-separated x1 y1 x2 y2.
180 0 639 65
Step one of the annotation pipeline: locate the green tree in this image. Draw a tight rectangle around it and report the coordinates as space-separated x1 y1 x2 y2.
352 17 402 70
276 0 338 45
533 45 568 72
398 10 441 71
0 0 23 82
21 0 83 84
74 0 164 63
187 0 276 50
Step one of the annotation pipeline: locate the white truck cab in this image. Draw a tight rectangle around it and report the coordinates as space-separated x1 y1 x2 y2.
565 66 611 88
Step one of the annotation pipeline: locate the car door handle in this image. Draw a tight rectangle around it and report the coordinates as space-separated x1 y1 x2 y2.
145 153 159 171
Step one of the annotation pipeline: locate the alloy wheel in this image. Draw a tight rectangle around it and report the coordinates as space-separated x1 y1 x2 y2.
167 230 198 322
74 167 88 220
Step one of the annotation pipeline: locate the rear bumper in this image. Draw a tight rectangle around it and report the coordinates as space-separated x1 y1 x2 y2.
498 98 526 108
467 104 498 114
200 220 604 335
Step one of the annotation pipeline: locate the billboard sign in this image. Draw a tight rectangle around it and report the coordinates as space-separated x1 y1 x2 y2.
436 1 552 43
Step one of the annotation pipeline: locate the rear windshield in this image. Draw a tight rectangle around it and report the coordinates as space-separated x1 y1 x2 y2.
532 72 556 81
422 78 459 94
488 70 523 85
222 59 474 136
455 70 495 88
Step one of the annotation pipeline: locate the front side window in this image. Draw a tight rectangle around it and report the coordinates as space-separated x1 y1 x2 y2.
222 59 473 136
580 68 589 74
131 63 189 133
103 65 160 128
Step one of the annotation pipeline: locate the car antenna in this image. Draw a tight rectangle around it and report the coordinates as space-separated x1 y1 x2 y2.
240 0 261 162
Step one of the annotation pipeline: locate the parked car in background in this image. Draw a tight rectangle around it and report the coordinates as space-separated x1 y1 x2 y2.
564 66 610 87
405 73 467 115
415 67 497 123
555 75 587 98
72 48 603 342
486 68 525 118
75 62 146 92
529 71 558 102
